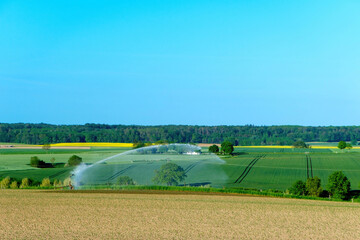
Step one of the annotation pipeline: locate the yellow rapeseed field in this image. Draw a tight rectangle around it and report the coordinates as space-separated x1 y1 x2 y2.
48 142 133 147
39 142 360 149
0 190 359 239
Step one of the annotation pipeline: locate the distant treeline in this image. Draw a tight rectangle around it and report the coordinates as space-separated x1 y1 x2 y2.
0 123 360 145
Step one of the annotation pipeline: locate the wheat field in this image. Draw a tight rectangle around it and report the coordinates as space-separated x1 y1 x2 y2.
0 190 359 239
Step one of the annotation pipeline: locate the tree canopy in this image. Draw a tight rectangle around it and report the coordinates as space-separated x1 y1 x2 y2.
30 156 46 168
153 162 187 186
221 141 234 155
1 123 360 146
208 144 219 153
289 180 306 195
326 171 351 200
117 176 135 186
306 177 322 197
338 141 347 150
68 155 82 166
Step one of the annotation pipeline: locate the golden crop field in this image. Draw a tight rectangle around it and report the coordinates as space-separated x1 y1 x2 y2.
1 190 359 239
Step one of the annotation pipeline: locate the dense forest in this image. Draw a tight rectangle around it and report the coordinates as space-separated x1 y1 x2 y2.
0 123 359 145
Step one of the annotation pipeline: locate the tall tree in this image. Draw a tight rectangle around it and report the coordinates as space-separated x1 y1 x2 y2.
306 177 322 197
221 141 234 155
153 163 186 186
338 141 347 150
327 171 351 199
208 144 219 153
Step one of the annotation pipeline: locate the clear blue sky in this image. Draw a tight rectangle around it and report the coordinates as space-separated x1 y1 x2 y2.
1 0 359 126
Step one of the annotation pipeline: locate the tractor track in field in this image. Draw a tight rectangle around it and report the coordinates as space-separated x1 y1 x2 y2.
306 154 313 178
49 169 69 179
234 155 266 184
184 161 201 174
106 165 136 181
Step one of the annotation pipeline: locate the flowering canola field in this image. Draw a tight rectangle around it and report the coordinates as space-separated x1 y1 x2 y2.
49 142 133 147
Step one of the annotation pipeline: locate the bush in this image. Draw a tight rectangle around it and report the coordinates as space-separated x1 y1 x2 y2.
292 140 308 148
327 171 351 200
117 176 135 186
30 156 46 168
53 179 63 187
289 180 306 195
10 181 18 189
306 177 322 197
20 178 31 188
40 178 51 187
208 145 219 153
68 155 83 166
133 141 145 149
0 176 11 189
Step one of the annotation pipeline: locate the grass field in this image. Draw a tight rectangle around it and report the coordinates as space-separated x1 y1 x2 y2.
224 148 360 190
0 190 359 239
1 145 360 191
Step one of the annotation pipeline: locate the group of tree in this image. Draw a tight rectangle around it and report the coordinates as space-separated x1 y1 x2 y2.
0 176 65 189
289 171 351 200
1 123 360 146
30 155 82 168
30 156 47 168
337 141 353 150
209 141 234 155
117 176 135 186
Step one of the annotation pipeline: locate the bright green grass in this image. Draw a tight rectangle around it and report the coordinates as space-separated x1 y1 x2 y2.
0 148 129 181
222 151 360 190
1 147 360 191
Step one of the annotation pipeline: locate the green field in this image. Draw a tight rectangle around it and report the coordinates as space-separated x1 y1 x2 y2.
1 146 360 191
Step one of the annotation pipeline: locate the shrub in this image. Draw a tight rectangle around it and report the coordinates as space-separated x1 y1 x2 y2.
117 176 135 186
30 156 46 168
10 181 18 189
292 140 308 148
289 180 306 195
327 171 351 200
208 145 219 153
20 178 31 188
133 141 145 149
40 178 51 188
68 155 83 166
0 176 11 189
53 179 63 187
